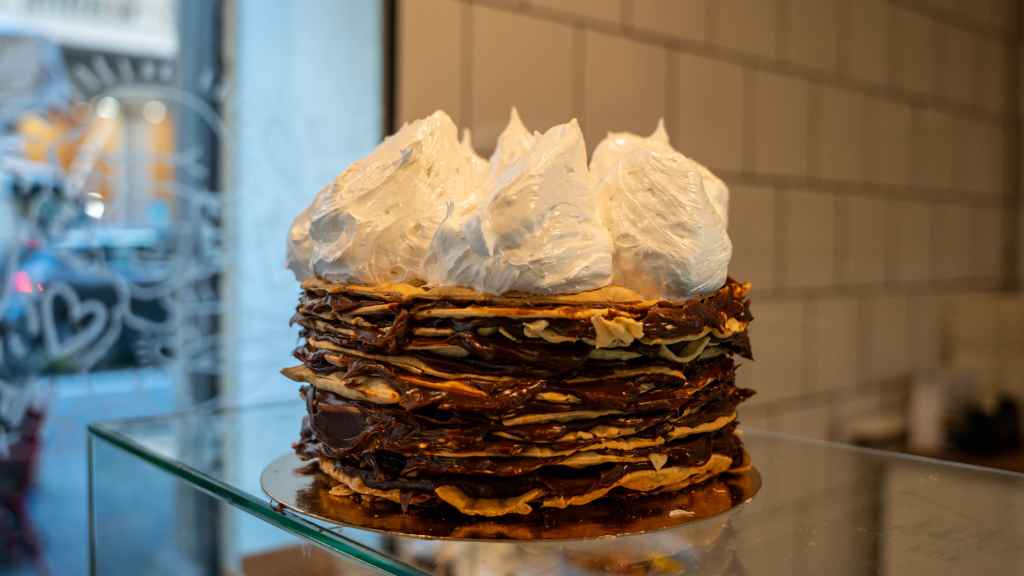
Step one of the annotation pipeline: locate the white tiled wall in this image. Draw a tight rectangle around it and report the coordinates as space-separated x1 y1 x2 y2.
806 295 861 393
893 5 936 96
470 5 575 143
396 0 1019 439
674 52 745 171
744 297 807 405
867 96 913 187
864 294 911 384
752 69 811 176
781 190 835 288
816 85 864 182
911 107 955 192
729 185 777 290
582 29 667 145
716 0 780 60
396 0 464 124
785 0 840 75
889 199 932 285
838 195 888 286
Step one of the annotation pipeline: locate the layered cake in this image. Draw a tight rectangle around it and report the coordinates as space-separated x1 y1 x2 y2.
284 110 754 517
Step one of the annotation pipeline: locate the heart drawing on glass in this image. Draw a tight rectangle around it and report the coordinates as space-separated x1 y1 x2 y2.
41 283 111 362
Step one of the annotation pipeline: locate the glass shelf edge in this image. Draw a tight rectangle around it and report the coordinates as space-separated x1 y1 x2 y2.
747 429 1024 479
87 423 429 576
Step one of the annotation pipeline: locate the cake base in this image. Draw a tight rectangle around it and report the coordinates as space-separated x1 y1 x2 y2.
260 451 760 541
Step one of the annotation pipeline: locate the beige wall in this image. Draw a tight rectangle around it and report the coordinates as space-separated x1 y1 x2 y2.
396 0 1020 440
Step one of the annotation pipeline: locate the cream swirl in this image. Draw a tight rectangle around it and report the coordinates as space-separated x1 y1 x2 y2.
424 119 613 294
592 120 728 226
592 121 732 298
285 110 473 283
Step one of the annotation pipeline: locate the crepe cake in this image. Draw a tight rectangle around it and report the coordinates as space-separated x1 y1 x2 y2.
284 110 753 517
285 278 754 517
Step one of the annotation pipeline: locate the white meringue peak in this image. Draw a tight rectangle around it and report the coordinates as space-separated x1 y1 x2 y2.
590 118 671 181
424 118 613 294
286 110 474 284
488 107 536 182
592 120 732 298
288 111 735 300
591 119 728 227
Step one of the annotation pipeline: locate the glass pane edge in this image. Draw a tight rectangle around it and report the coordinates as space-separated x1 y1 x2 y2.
86 426 427 576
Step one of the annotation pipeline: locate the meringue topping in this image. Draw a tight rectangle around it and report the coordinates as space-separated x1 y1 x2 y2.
591 120 728 227
287 110 733 300
590 118 671 181
289 110 474 284
590 120 731 298
424 119 613 294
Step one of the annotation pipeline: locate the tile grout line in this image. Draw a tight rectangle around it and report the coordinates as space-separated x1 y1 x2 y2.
620 0 633 30
852 292 865 405
883 196 898 285
835 0 850 81
807 79 822 183
930 7 947 103
800 293 815 397
777 0 790 66
741 67 756 176
902 290 915 392
775 177 788 292
929 203 944 285
887 1 903 100
705 0 718 49
834 188 847 289
573 22 586 126
887 0 1015 42
460 0 474 130
664 45 677 141
1003 0 1022 290
858 294 873 391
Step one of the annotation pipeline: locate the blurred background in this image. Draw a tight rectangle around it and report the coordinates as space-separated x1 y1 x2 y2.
1 0 1022 574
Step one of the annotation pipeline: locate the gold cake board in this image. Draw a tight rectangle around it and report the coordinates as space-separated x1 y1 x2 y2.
261 452 760 542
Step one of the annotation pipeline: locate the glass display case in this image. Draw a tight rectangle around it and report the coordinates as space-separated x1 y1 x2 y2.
88 400 1024 575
